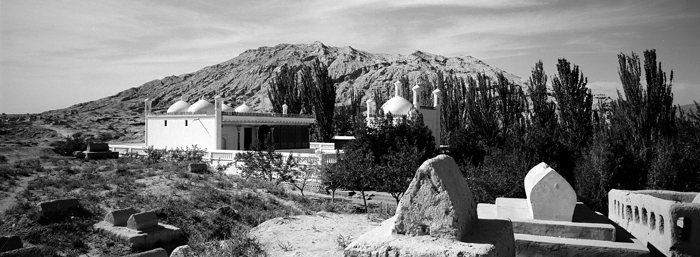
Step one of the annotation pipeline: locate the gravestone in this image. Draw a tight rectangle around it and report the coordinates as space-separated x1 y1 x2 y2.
84 143 119 160
393 154 477 240
188 163 208 173
127 211 159 231
105 208 138 226
524 162 576 221
87 143 110 152
38 198 81 217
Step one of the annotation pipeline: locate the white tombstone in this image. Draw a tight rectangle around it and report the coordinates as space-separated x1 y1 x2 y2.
524 162 576 221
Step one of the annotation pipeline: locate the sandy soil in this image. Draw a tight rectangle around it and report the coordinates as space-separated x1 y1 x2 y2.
250 211 382 257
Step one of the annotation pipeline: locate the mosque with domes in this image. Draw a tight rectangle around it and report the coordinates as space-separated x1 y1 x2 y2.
366 81 442 146
143 95 315 151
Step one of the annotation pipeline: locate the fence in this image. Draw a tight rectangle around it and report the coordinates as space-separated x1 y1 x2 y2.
608 189 700 256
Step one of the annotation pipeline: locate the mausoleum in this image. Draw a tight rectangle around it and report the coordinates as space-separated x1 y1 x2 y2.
144 96 315 151
366 81 442 146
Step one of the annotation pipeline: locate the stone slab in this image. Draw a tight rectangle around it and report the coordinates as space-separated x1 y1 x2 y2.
105 207 138 226
38 198 80 216
188 163 208 173
393 154 477 240
127 211 159 231
93 221 182 250
85 151 119 160
87 143 110 152
123 248 168 257
0 236 22 252
346 216 514 257
494 199 616 241
523 163 576 221
515 234 648 257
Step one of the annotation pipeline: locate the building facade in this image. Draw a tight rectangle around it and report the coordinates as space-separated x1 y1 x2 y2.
144 96 315 151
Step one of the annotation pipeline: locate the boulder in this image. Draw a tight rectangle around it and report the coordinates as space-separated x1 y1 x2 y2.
188 163 208 173
524 162 576 221
127 211 159 231
392 154 477 240
0 236 22 252
104 207 138 226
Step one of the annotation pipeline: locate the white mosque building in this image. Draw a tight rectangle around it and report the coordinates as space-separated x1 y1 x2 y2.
143 96 315 151
365 81 442 146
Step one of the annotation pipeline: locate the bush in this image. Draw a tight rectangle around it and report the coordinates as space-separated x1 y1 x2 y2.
51 133 94 156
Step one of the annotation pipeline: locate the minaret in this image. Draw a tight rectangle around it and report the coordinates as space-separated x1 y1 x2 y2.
144 98 152 146
432 88 443 147
366 98 376 126
412 84 422 107
282 103 288 115
214 95 223 150
394 80 402 97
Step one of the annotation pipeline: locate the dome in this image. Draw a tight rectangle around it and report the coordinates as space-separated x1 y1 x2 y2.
167 100 191 113
381 96 413 115
187 99 215 114
222 103 234 111
234 103 255 113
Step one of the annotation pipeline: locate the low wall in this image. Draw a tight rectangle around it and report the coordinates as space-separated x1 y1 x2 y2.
608 189 700 256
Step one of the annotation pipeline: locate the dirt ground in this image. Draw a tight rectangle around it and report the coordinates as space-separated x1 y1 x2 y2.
251 211 382 257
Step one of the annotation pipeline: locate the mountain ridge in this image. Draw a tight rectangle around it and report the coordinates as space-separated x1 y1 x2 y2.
46 42 526 116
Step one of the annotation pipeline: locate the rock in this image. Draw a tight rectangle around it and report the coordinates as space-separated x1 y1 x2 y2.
123 248 168 257
188 163 208 173
524 162 576 221
38 198 81 216
214 206 238 219
72 151 85 159
169 245 192 257
0 236 22 252
105 207 138 226
392 154 476 240
127 211 159 231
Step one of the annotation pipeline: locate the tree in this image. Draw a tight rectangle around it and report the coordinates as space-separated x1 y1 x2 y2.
319 162 344 202
334 144 376 212
301 59 337 142
377 140 424 203
234 137 298 186
289 164 318 197
552 58 593 151
268 65 305 114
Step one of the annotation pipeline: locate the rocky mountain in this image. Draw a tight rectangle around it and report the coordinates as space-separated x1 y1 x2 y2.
50 41 526 115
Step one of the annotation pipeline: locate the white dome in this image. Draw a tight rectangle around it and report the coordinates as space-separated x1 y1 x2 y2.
188 99 214 114
222 103 234 111
234 103 255 113
167 100 191 113
381 96 413 115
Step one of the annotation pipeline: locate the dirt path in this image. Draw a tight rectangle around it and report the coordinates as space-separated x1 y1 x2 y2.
0 174 36 218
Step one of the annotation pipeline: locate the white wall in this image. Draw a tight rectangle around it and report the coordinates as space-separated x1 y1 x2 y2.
146 116 217 150
420 109 440 146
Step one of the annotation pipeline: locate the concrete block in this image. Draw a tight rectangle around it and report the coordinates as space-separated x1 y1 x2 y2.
38 198 80 216
93 221 182 250
123 248 168 257
393 155 477 240
104 207 138 226
524 162 576 221
0 236 22 252
87 143 110 152
515 234 648 257
187 163 208 173
346 216 514 257
127 211 159 231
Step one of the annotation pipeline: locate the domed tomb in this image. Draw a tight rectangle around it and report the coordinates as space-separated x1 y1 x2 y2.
234 103 255 113
187 99 215 114
524 162 576 221
381 81 414 116
166 99 191 113
222 102 234 112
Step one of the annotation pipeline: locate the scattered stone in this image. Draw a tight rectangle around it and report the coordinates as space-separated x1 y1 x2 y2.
393 154 477 240
188 163 208 173
123 248 168 257
105 207 138 226
38 198 81 216
524 162 576 221
0 236 22 252
127 211 159 231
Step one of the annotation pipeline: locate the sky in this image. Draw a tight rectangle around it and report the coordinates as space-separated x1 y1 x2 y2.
1 0 699 114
